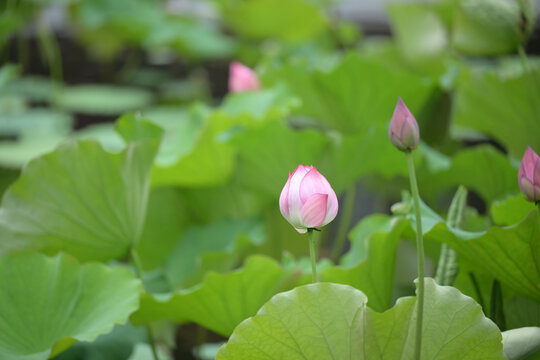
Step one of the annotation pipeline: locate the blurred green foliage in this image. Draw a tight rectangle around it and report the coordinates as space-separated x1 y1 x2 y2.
0 0 539 358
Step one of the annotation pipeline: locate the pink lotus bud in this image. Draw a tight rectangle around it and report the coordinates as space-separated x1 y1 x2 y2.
389 97 420 152
518 146 540 202
279 165 339 233
228 61 260 93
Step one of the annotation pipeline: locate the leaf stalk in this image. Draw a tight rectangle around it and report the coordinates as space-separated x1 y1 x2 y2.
406 151 425 360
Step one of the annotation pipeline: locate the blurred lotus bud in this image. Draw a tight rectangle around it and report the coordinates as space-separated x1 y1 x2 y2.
389 97 420 152
518 146 540 202
279 165 338 233
228 62 260 93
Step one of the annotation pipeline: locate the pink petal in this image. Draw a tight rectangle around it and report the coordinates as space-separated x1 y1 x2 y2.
300 193 328 228
299 168 332 203
534 158 540 199
287 165 310 226
520 146 539 180
389 97 419 151
321 190 339 226
520 177 536 202
279 171 292 218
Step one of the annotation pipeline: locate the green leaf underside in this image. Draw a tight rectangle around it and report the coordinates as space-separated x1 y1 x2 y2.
0 252 142 360
401 194 540 302
424 210 540 302
0 117 162 261
131 256 301 337
217 279 504 359
218 0 327 42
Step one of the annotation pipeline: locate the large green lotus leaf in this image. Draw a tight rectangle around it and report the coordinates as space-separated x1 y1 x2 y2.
490 194 535 226
0 252 142 360
232 121 329 196
278 53 436 133
219 85 300 121
180 178 268 223
0 116 162 261
420 145 518 204
424 210 540 301
502 327 540 360
321 130 408 193
165 218 265 290
0 108 73 168
140 106 204 167
55 323 146 360
150 111 235 187
144 17 235 60
131 256 302 336
386 3 449 75
0 108 72 138
54 85 154 115
75 106 229 188
505 296 540 329
397 192 540 301
0 75 60 103
217 278 504 359
452 67 540 158
216 0 327 42
136 187 189 271
0 136 67 169
321 216 409 312
451 0 530 56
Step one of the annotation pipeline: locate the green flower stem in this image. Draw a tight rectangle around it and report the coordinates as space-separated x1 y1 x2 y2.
331 183 356 262
130 248 159 360
435 186 467 286
406 151 425 360
308 229 318 283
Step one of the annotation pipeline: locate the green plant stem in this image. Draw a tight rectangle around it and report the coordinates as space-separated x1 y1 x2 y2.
130 248 159 360
331 183 356 262
308 229 318 283
406 151 425 360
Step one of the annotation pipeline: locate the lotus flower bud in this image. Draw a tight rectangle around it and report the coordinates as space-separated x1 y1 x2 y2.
389 97 420 152
228 61 260 93
279 165 339 233
518 146 540 202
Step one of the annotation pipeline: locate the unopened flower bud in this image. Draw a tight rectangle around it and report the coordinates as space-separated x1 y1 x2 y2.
228 62 260 93
389 97 420 152
279 165 338 233
518 146 540 202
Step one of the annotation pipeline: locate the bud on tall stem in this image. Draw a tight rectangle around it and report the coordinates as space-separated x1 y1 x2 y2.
279 165 338 283
389 97 424 360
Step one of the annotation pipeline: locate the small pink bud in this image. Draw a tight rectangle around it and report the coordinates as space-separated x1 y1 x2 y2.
389 97 420 152
279 165 339 233
518 146 540 202
228 61 261 93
